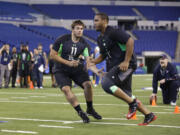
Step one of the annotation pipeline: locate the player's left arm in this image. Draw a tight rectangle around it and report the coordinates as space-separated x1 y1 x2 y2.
111 29 134 71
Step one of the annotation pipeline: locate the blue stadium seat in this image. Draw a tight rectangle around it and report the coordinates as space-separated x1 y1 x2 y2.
134 30 178 58
136 6 180 21
0 1 38 20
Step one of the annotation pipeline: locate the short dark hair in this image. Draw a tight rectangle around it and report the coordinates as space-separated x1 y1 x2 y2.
160 54 168 60
71 20 85 29
96 12 109 23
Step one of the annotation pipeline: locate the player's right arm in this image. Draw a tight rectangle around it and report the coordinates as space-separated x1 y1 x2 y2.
92 54 105 65
50 37 78 67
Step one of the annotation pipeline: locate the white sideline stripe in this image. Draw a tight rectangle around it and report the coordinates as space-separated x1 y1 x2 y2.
103 118 127 120
91 122 180 129
30 96 46 98
39 125 74 128
164 109 174 111
1 117 180 129
0 117 81 124
0 98 9 100
0 91 163 98
154 112 177 114
11 97 28 99
0 100 175 109
0 92 62 96
1 129 37 134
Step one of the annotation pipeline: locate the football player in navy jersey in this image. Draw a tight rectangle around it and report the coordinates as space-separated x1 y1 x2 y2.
89 13 157 125
50 20 102 123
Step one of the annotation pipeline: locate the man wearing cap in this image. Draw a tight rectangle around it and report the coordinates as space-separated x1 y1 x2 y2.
150 54 180 105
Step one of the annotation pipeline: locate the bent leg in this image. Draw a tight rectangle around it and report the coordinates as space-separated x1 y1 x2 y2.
61 86 79 107
82 81 93 102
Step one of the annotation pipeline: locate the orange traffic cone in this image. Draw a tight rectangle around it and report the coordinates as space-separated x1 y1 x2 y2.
29 81 34 90
173 106 180 114
151 98 157 106
130 113 137 120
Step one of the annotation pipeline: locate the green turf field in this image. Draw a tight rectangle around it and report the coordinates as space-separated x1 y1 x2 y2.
0 75 180 135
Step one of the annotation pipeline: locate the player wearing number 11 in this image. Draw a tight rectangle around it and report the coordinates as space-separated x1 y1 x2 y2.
50 20 102 123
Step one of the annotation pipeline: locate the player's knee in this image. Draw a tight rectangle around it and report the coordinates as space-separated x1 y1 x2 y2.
101 79 115 95
83 81 92 90
61 86 71 95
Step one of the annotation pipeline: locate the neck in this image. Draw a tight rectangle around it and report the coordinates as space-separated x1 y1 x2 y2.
72 34 80 43
101 24 108 35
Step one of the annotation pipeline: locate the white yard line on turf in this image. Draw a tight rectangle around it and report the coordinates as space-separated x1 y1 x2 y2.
0 98 9 100
90 122 180 129
103 118 127 120
164 109 174 111
11 97 28 99
0 100 175 109
1 129 37 134
39 125 74 128
30 96 46 98
0 117 180 129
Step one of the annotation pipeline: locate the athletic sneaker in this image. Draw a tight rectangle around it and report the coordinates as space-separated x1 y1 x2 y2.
170 101 176 106
127 99 139 119
139 113 157 126
78 110 90 123
87 108 102 120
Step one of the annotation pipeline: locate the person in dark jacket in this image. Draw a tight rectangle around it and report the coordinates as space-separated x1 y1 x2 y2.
151 54 180 106
10 47 18 88
33 48 45 89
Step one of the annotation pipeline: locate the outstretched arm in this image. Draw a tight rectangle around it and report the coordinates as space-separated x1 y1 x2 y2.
86 56 105 78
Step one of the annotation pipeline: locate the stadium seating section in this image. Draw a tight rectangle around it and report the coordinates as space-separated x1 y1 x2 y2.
0 1 178 57
133 30 178 58
0 1 38 20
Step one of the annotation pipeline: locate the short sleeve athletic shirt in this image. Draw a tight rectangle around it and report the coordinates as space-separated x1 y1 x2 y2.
97 26 137 71
53 34 90 72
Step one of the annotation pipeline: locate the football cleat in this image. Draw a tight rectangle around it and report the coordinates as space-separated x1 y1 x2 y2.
87 108 102 120
78 110 90 123
127 99 139 119
138 113 157 126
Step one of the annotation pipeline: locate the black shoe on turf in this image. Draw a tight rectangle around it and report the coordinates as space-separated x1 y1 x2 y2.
127 99 139 119
139 112 157 126
78 110 90 123
86 108 102 120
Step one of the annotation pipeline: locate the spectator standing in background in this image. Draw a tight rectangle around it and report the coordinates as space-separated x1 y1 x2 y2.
10 47 18 88
33 48 45 89
0 44 11 88
94 46 106 87
18 45 31 88
49 44 57 87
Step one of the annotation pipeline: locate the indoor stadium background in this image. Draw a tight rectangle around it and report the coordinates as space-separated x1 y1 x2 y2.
0 0 180 74
0 1 180 135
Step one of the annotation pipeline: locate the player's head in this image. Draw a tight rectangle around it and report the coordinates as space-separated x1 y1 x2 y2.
12 47 16 53
159 54 168 68
49 44 53 50
34 48 38 55
94 12 109 32
25 45 29 51
71 20 85 38
38 44 43 53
